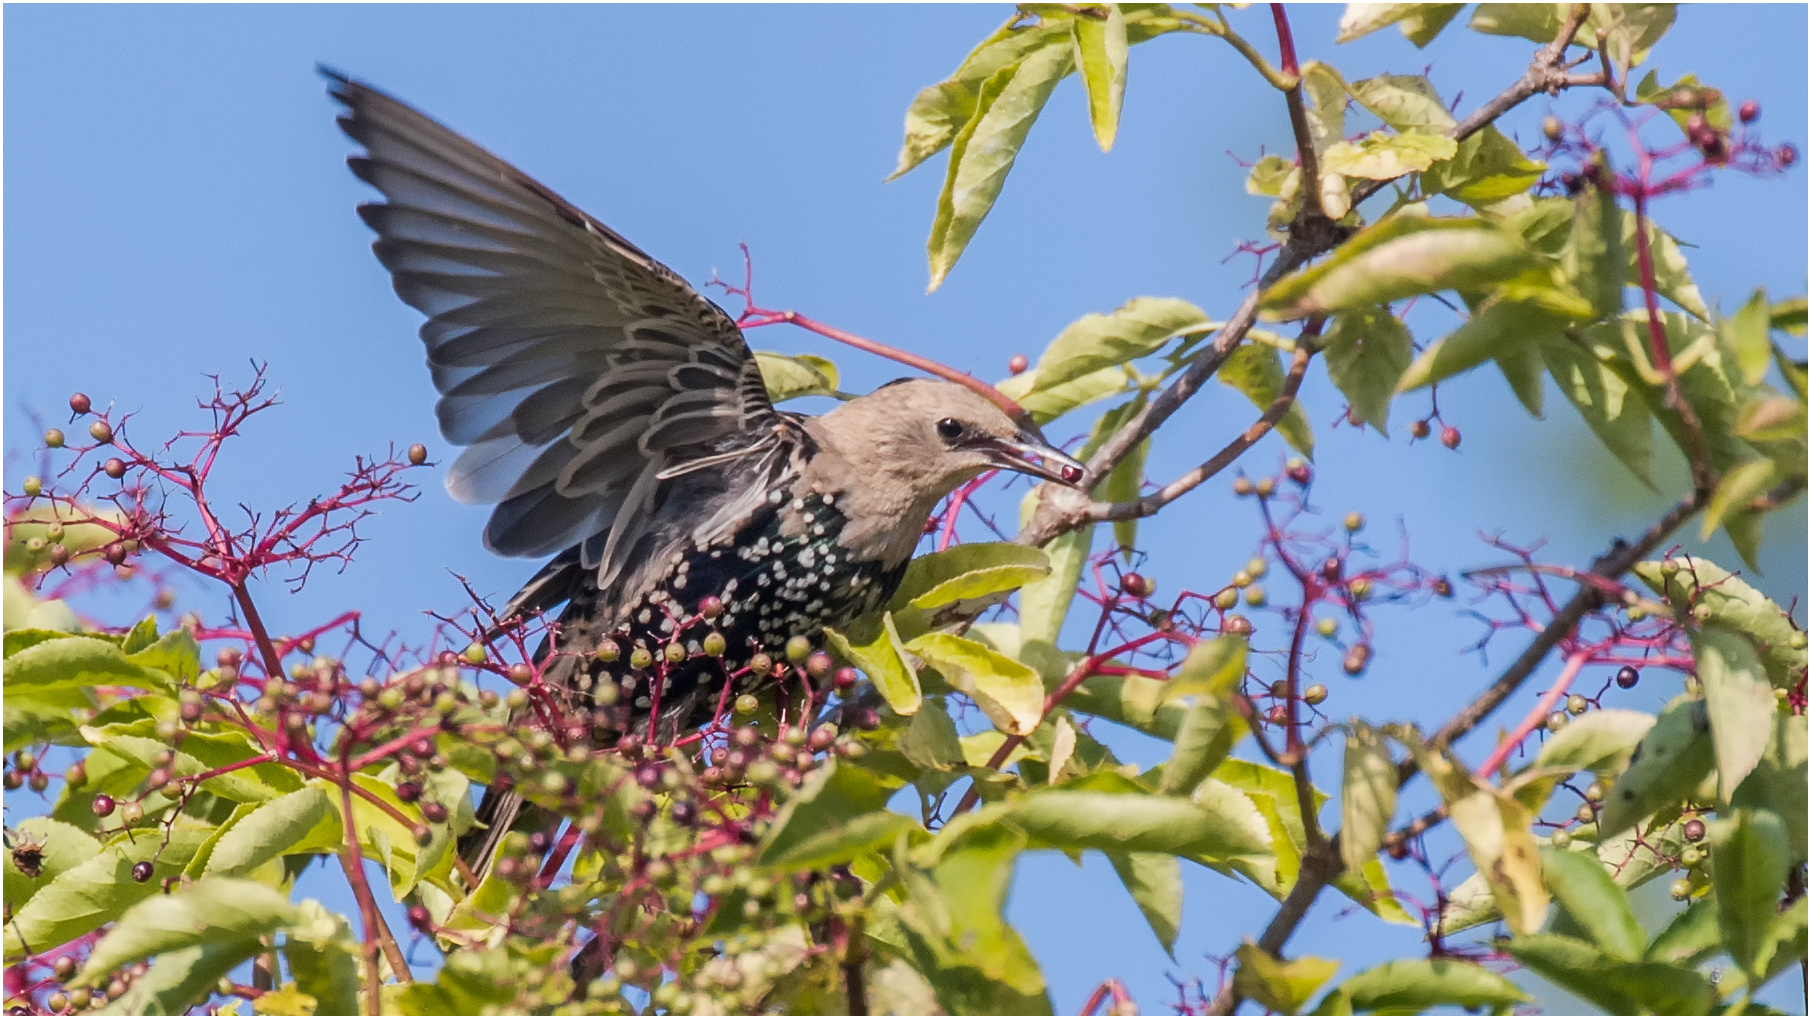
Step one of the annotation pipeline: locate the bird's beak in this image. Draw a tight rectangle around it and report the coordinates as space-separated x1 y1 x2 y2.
979 431 1087 487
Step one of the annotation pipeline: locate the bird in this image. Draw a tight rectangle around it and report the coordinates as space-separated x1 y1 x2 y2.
324 69 1085 876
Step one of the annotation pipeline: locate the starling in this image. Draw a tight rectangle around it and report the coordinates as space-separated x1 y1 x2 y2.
326 71 1083 874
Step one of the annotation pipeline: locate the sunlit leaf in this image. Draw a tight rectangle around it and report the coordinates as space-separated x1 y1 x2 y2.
1598 696 1714 837
1105 851 1182 955
1315 957 1527 1014
907 632 1045 734
1323 306 1412 434
827 613 921 717
1340 721 1397 876
1422 126 1546 205
1690 624 1778 801
1263 214 1539 320
759 760 912 869
891 541 1051 612
1233 942 1339 1015
1033 296 1216 390
1398 301 1564 393
927 42 1073 290
1635 555 1808 688
1540 846 1646 960
755 352 840 403
1323 131 1458 179
1348 74 1455 133
207 785 336 877
74 878 298 987
1071 4 1127 152
1218 342 1314 456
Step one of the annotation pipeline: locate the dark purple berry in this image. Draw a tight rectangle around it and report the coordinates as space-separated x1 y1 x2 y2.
92 794 116 817
1615 666 1639 689
131 861 154 882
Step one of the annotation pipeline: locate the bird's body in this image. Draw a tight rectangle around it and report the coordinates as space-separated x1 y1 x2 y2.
325 70 1082 875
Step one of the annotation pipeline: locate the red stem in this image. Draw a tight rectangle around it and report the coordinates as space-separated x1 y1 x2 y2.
1269 4 1299 77
1476 651 1590 777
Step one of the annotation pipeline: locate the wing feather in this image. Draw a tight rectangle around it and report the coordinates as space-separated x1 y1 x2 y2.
328 69 778 581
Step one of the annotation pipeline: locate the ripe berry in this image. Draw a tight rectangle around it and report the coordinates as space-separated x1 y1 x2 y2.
131 861 154 883
1285 458 1311 485
1121 572 1153 598
833 667 858 692
1615 666 1639 689
407 443 428 466
421 801 448 824
1440 426 1461 450
1008 353 1030 375
65 761 87 787
1409 420 1430 440
1739 99 1760 124
1386 842 1408 861
89 421 113 444
671 801 697 827
103 458 126 479
636 762 664 789
44 428 65 449
1321 558 1341 582
53 956 76 980
805 650 833 679
1266 705 1288 725
1778 143 1799 169
1683 818 1706 842
2 772 20 791
92 794 116 817
1343 645 1371 676
615 735 644 760
407 904 433 933
396 781 422 802
1224 615 1254 636
507 663 533 687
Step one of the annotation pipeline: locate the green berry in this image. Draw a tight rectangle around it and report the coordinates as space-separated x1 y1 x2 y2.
629 647 654 671
461 643 486 665
785 636 813 663
1344 511 1364 532
20 477 41 497
1316 617 1337 637
735 693 759 715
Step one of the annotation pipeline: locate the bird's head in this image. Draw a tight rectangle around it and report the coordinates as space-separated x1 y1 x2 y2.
808 378 1085 506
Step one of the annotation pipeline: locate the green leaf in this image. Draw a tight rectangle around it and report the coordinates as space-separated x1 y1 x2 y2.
826 614 921 717
1233 942 1340 1015
1721 289 1774 386
1646 894 1721 966
1105 851 1181 956
124 627 201 685
1622 212 1710 320
90 940 264 1016
755 352 840 403
759 760 911 869
1711 807 1791 980
1323 131 1458 179
1300 61 1348 159
207 785 336 876
1563 181 1627 319
900 696 967 772
1732 713 1807 860
1421 126 1546 205
1539 846 1645 960
927 42 1073 290
1071 4 1127 152
1160 634 1248 705
1770 295 1808 336
1033 296 1216 390
1468 3 1566 42
1692 625 1778 801
1318 957 1527 1014
1635 556 1807 689
81 723 300 804
3 817 101 912
1335 4 1464 46
1157 692 1247 797
1323 307 1412 434
1542 335 1654 485
1703 459 1781 539
935 776 1271 863
1534 707 1655 780
1399 3 1465 45
284 902 360 1018
1348 74 1455 133
1016 515 1093 646
902 824 1052 1015
1218 342 1313 456
1247 154 1298 197
907 632 1044 735
1446 784 1548 935
891 541 1050 612
1507 934 1715 1014
998 363 1134 424
1398 301 1564 393
890 16 1069 180
1340 722 1397 876
1598 696 1714 837
1101 435 1148 555
1262 214 1539 320
74 878 298 987
4 636 178 694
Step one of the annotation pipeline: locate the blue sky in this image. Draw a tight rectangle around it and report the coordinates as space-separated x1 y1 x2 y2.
6 4 1805 1013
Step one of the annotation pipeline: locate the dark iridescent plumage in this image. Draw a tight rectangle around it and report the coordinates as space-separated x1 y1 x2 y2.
325 70 1083 877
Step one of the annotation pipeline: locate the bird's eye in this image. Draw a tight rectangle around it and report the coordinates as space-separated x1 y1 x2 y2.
936 418 965 443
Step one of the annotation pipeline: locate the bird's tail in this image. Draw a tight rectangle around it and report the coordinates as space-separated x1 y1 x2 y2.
457 785 523 881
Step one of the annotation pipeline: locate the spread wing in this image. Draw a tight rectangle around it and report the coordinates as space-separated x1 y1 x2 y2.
326 69 777 584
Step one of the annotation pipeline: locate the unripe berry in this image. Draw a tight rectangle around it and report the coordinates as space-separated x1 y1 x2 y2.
1550 829 1571 849
1008 353 1029 375
1343 645 1371 676
1669 878 1691 901
699 595 724 620
1344 511 1364 532
66 760 87 787
1233 477 1254 496
2 772 20 791
407 443 428 466
1432 577 1454 598
735 693 760 715
1303 684 1327 706
89 420 113 444
805 650 833 679
664 642 687 664
785 635 813 663
1244 585 1266 608
20 476 42 497
629 646 654 671
1567 694 1588 716
1575 802 1596 824
1224 615 1253 636
1254 478 1275 498
1266 705 1288 725
506 663 533 686
461 643 486 665
1440 426 1461 450
1542 115 1563 141
1583 781 1604 803
1680 845 1703 867
103 458 126 479
1348 577 1372 600
749 652 774 674
1547 711 1569 732
53 956 77 980
1409 420 1430 440
1214 588 1238 610
1316 617 1337 637
595 638 621 663
44 429 65 449
702 631 727 656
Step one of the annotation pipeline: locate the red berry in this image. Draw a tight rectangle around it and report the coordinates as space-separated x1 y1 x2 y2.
1286 460 1311 485
507 663 533 686
1440 426 1461 450
635 762 664 789
1321 558 1342 582
407 444 428 466
103 458 126 479
407 904 433 933
698 595 724 620
131 861 154 883
1778 144 1799 168
1008 354 1029 375
528 831 552 854
69 393 92 415
396 781 422 802
833 667 858 692
1739 100 1759 124
92 794 116 817
1343 645 1372 676
616 734 644 761
421 801 448 824
1387 842 1409 861
1121 572 1153 598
